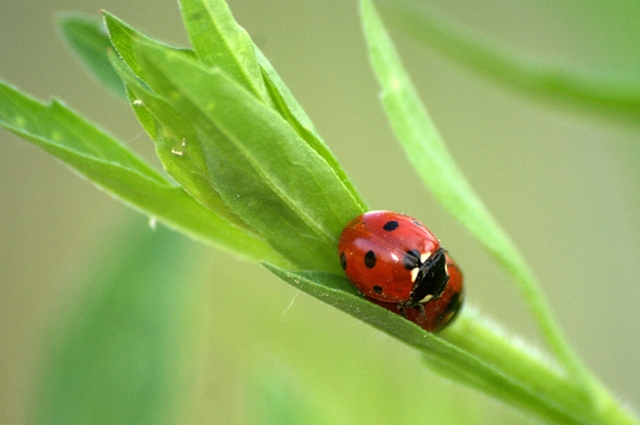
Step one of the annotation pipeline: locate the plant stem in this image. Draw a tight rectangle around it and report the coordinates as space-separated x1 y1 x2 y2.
437 311 639 425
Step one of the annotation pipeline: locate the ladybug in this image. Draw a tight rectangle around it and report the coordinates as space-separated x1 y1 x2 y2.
370 252 464 332
338 211 449 310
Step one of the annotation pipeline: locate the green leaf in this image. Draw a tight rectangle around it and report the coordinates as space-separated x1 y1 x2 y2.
264 263 638 425
32 218 204 425
375 0 640 121
102 10 367 271
113 35 364 272
57 12 127 100
0 79 286 266
178 0 269 102
0 80 162 183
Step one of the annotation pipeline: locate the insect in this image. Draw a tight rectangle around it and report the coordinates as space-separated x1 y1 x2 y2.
370 252 464 332
338 211 449 309
338 211 463 332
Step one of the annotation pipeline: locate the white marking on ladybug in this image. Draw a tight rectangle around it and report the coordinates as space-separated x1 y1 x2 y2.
420 252 431 263
418 294 434 304
410 267 419 283
391 253 399 262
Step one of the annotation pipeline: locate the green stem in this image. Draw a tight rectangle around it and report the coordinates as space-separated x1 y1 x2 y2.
498 247 613 408
435 312 639 425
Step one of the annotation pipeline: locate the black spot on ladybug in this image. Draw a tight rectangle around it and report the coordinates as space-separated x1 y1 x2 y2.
403 249 421 270
383 220 399 231
340 252 347 270
364 250 377 268
373 285 383 294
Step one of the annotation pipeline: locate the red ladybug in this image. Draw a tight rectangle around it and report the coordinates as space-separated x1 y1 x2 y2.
370 252 464 332
338 211 449 309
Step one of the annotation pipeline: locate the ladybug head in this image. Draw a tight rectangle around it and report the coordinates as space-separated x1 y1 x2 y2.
407 248 449 307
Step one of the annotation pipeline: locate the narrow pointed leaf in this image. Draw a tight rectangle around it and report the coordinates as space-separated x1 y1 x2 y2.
0 80 162 183
178 0 268 101
0 80 286 265
359 0 598 388
57 12 126 99
102 11 195 84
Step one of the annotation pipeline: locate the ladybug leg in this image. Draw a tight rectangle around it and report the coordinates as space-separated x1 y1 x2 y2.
399 302 427 319
415 303 427 319
398 302 408 318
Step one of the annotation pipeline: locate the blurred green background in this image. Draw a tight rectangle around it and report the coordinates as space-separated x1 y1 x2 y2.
1 0 639 423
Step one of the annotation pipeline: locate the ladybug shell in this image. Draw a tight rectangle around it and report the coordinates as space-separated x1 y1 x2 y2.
371 252 464 333
338 211 442 304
